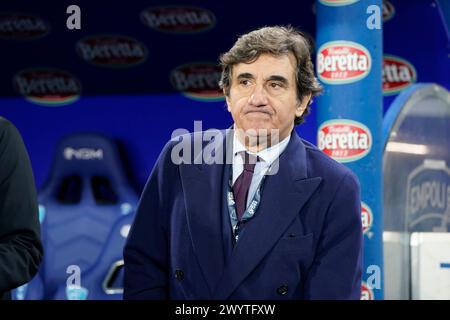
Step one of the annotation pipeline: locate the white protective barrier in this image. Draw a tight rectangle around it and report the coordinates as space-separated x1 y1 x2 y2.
410 232 450 300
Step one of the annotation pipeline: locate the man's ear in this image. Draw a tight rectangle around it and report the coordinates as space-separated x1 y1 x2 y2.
295 93 312 118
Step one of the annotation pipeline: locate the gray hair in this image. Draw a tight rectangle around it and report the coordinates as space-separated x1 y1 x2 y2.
219 25 323 125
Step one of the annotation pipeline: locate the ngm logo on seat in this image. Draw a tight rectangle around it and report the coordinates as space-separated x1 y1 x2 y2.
318 119 372 162
317 41 371 85
319 0 360 6
64 148 103 161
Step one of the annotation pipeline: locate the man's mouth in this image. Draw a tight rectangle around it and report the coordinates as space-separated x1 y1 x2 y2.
245 110 272 115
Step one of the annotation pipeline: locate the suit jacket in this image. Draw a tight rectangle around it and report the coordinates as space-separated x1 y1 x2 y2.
0 117 43 300
123 128 362 300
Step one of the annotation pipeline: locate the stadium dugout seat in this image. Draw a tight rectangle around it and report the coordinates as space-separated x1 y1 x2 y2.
13 133 138 300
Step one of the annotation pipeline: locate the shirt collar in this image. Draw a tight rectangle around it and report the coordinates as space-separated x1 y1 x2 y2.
232 127 291 167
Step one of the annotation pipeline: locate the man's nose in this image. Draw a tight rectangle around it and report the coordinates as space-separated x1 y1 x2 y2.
248 84 268 106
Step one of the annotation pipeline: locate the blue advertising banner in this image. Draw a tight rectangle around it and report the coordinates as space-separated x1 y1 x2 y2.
316 0 384 299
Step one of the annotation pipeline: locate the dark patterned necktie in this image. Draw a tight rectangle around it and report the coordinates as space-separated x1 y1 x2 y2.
232 152 257 221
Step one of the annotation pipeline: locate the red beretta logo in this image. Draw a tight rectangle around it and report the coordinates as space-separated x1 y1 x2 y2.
383 55 416 95
382 0 395 22
13 69 81 106
170 62 224 101
317 41 371 84
360 282 374 300
318 120 372 163
140 6 216 33
0 13 50 39
76 35 147 67
361 202 373 237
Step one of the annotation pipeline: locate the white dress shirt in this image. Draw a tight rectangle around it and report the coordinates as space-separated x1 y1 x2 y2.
232 129 291 208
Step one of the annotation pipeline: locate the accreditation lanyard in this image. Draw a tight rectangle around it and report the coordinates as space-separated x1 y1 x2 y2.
227 169 268 244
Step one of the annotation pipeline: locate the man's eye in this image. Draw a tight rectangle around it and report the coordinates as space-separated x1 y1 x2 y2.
269 82 283 88
240 80 251 86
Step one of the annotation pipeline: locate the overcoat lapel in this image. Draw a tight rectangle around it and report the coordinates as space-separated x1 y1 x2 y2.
179 129 233 296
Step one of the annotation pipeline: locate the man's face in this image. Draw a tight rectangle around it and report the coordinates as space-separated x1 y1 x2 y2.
225 53 309 143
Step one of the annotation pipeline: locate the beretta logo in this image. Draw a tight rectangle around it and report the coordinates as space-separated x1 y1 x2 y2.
318 119 372 163
0 13 50 39
382 0 395 22
319 0 360 6
13 69 81 106
317 41 371 84
361 201 373 237
360 282 374 300
170 62 224 101
76 35 147 67
383 55 416 95
140 6 216 33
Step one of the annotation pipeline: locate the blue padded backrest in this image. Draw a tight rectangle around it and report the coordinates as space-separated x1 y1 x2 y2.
52 214 134 300
16 133 138 300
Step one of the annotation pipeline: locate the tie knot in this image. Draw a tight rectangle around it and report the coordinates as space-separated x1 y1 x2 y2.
241 152 257 172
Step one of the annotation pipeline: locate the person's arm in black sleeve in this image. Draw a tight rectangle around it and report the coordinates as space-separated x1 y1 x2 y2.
0 117 43 298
